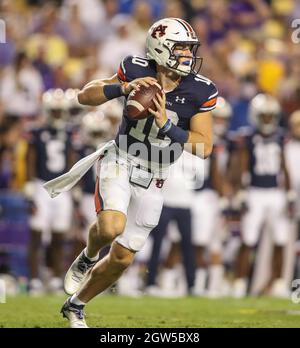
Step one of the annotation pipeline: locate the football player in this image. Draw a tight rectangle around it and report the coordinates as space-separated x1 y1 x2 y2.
59 18 218 328
145 150 198 297
192 97 233 297
232 94 293 298
284 110 300 279
74 110 112 243
26 89 76 295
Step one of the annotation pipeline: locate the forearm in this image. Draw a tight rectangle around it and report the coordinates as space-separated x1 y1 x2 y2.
77 75 122 106
186 131 213 159
78 82 112 106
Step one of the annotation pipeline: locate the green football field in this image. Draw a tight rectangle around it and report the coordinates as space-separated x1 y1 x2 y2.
1 295 300 328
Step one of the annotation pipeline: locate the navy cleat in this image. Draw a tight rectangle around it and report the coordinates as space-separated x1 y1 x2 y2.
61 297 88 328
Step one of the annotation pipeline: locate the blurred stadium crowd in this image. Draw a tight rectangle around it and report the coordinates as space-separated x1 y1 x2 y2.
1 0 300 299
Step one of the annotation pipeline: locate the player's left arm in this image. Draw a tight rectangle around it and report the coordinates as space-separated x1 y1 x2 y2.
187 111 213 158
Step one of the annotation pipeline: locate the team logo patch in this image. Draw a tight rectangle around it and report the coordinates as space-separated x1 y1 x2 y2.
151 25 168 39
156 179 165 188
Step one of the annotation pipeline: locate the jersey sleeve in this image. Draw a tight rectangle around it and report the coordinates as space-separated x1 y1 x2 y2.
117 55 135 83
198 83 218 113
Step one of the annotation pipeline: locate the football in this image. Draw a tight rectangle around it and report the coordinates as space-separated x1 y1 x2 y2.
126 82 162 120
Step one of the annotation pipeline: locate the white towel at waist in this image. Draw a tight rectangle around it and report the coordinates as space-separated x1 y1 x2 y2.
43 141 114 198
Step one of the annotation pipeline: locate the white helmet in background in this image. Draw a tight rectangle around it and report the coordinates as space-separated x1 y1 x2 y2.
146 17 201 76
212 97 232 138
98 99 122 125
42 89 70 129
82 110 111 147
65 88 86 124
249 93 281 135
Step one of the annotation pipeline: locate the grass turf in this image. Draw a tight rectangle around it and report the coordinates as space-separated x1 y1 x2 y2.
0 295 300 328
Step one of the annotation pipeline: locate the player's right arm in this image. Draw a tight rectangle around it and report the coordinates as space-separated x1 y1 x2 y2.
77 74 119 106
77 74 157 106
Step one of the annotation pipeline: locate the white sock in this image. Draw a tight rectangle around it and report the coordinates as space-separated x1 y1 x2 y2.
83 248 98 262
194 268 207 295
70 294 86 306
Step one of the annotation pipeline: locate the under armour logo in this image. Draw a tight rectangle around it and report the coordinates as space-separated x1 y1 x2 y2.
175 96 185 104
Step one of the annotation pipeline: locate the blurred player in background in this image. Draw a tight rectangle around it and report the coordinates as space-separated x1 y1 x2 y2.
233 94 294 298
145 150 197 297
72 110 112 251
25 89 76 295
192 97 233 298
284 110 300 279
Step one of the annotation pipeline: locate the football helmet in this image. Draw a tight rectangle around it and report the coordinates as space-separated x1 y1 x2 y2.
65 88 86 124
249 94 281 135
81 110 111 147
212 97 232 137
146 17 201 76
42 89 70 129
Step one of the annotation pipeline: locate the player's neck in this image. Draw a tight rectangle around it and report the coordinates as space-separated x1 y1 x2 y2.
156 66 181 93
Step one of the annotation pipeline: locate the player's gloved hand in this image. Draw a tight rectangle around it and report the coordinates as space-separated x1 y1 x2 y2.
149 92 168 128
287 190 297 219
121 77 158 95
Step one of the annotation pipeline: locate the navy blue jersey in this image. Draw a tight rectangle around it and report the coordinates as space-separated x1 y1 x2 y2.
116 55 218 166
29 126 73 181
245 129 285 188
78 145 97 194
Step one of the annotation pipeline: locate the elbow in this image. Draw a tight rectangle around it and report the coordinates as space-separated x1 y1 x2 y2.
192 144 212 159
194 141 213 159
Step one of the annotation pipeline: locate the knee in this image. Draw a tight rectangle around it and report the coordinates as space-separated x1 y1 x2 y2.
98 214 126 243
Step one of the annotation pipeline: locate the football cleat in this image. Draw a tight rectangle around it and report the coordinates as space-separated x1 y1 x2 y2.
61 298 88 328
64 250 98 295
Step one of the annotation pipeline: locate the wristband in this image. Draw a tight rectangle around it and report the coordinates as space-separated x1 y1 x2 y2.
103 84 124 100
160 119 172 133
164 123 189 144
